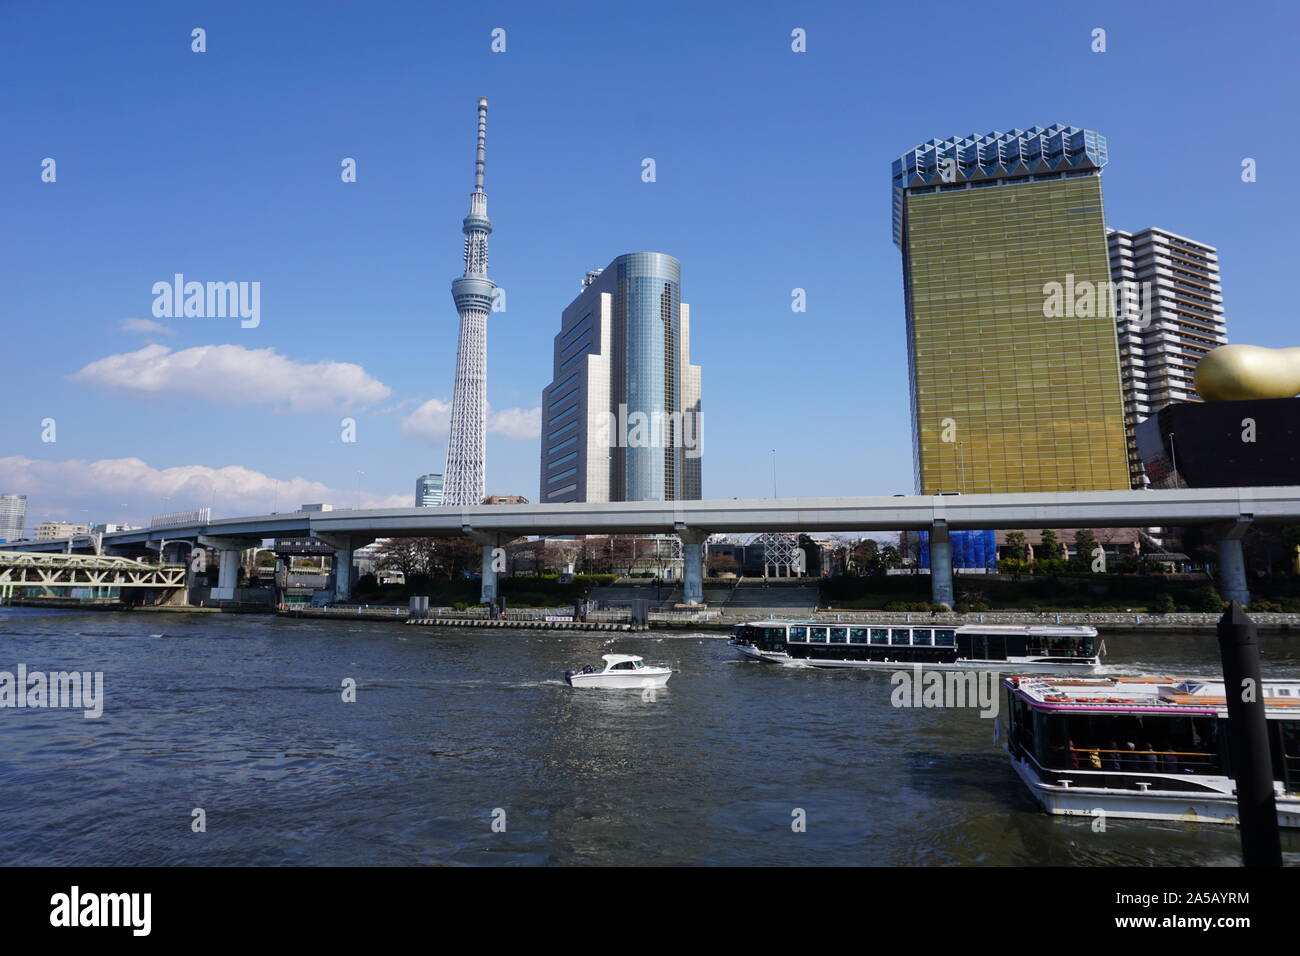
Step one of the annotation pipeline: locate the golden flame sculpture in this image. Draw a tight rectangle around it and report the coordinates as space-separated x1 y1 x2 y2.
1194 344 1300 402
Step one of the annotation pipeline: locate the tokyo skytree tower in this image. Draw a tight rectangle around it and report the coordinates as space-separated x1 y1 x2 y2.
443 97 497 507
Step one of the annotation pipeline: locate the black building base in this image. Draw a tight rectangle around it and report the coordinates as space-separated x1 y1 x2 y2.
1136 397 1300 488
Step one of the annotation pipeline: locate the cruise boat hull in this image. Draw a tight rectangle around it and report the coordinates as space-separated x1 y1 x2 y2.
732 641 1098 673
1009 752 1300 829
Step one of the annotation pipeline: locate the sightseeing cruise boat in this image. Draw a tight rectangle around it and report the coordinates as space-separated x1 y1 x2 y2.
729 620 1101 673
1001 674 1300 828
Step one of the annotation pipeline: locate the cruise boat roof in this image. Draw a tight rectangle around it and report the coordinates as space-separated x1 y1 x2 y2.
956 624 1096 637
1005 675 1300 715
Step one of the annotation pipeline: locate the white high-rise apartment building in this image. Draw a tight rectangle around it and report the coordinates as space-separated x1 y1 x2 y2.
1108 227 1228 487
0 494 26 542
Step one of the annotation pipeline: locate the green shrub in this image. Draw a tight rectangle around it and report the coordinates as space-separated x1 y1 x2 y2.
884 600 934 612
1188 585 1225 613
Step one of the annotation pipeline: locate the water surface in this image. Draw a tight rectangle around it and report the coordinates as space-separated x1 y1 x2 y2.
1 608 1297 866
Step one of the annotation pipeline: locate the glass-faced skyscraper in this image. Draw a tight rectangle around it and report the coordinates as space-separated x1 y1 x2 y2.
415 473 444 507
892 125 1130 494
539 252 702 502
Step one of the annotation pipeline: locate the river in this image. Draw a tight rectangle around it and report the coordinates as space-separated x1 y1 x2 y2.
1 607 1297 866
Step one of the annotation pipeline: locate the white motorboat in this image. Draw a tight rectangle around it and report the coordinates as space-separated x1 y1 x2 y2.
564 654 672 689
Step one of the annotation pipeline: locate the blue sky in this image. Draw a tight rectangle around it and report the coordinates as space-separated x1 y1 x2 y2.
3 0 1297 528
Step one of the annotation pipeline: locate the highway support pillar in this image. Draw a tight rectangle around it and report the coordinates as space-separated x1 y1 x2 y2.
198 535 251 602
466 531 503 606
929 520 954 610
677 527 708 606
1215 516 1253 607
311 533 375 605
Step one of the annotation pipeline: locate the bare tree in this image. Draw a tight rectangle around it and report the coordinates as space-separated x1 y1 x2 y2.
375 538 426 578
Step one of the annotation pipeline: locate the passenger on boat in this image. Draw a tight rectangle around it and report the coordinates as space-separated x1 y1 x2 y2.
1105 742 1122 771
1141 743 1159 773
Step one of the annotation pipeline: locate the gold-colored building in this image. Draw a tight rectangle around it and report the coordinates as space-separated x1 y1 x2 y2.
893 126 1130 494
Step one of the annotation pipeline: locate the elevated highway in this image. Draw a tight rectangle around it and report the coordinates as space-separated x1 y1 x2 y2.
6 486 1297 606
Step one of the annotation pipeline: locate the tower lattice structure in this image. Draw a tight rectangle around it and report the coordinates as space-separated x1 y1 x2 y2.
443 97 497 507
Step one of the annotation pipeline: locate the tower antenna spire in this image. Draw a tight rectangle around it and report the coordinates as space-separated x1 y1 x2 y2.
474 97 487 192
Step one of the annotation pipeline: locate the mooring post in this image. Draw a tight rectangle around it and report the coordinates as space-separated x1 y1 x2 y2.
1217 602 1282 867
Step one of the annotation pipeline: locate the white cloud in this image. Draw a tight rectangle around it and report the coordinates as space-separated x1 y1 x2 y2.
70 344 392 414
400 398 453 440
489 406 541 440
119 317 175 336
400 400 541 442
0 456 409 528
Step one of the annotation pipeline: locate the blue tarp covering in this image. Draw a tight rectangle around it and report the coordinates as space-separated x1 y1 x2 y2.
918 529 997 571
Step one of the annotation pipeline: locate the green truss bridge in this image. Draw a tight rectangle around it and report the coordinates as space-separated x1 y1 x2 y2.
0 551 187 600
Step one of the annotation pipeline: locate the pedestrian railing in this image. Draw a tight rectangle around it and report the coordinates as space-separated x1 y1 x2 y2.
649 608 722 623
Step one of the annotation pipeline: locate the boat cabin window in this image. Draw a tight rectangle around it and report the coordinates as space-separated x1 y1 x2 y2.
734 625 789 651
912 628 933 646
957 631 1008 661
809 627 828 643
1025 634 1096 658
849 628 869 644
609 661 637 671
1020 709 1223 775
754 626 788 650
1278 721 1300 794
829 627 847 644
935 629 956 647
890 628 910 646
789 626 808 643
870 628 889 645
